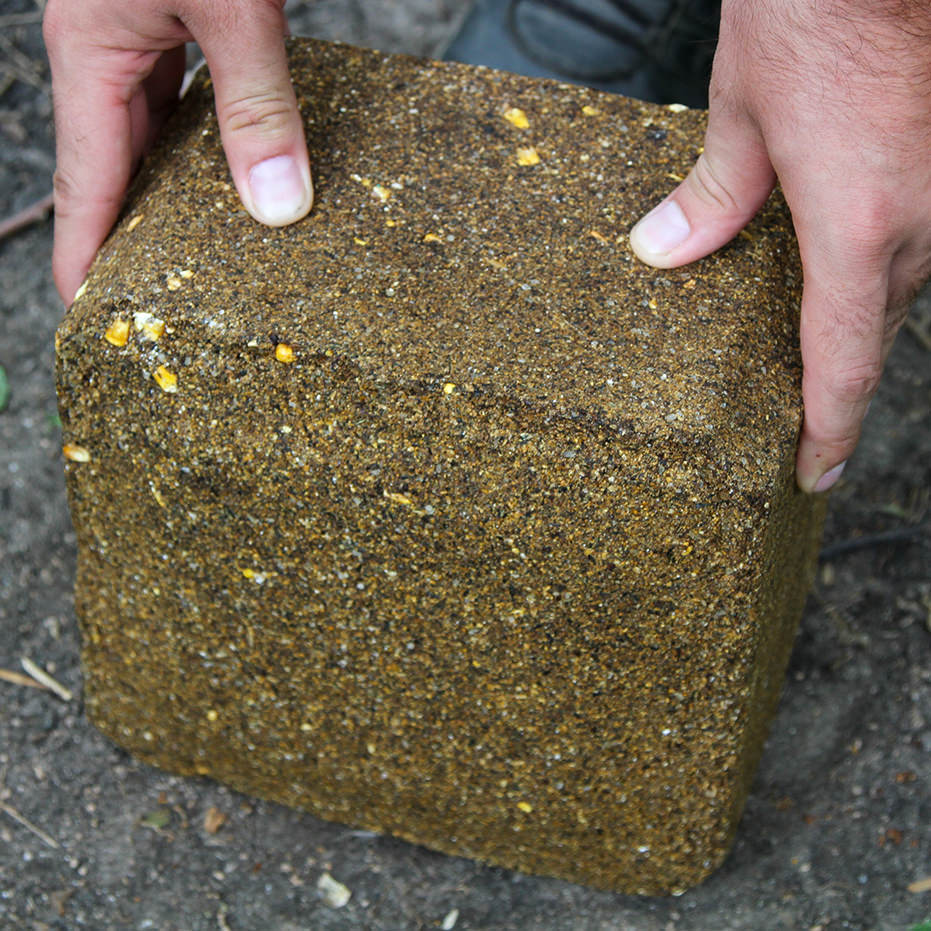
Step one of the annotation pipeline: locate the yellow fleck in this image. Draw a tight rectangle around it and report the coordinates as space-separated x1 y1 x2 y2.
516 147 541 166
133 311 165 341
206 709 219 722
682 278 697 290
443 382 456 395
372 184 391 202
126 214 143 232
300 722 313 732
241 568 255 579
666 172 685 182
517 801 533 814
588 230 609 244
73 280 88 301
503 107 529 129
104 318 130 347
166 275 182 291
150 484 166 507
385 491 413 506
62 444 91 463
423 233 443 243
667 102 689 113
195 764 210 775
153 365 178 393
179 269 194 279
648 298 658 310
385 219 398 227
366 742 377 755
280 425 293 434
353 237 369 246
275 343 295 364
582 105 601 116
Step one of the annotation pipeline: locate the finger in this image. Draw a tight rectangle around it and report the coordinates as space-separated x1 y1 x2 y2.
46 53 140 305
794 253 889 493
629 104 776 269
188 1 312 227
140 45 187 156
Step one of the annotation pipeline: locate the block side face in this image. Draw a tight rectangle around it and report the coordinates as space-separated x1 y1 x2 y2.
55 39 819 895
65 345 784 895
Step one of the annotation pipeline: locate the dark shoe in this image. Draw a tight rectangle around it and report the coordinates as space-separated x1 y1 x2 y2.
441 0 720 107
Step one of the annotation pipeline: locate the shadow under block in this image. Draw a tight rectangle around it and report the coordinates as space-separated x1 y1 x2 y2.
56 39 824 895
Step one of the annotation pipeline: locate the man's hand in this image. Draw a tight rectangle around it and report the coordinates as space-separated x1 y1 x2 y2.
629 0 931 493
43 0 313 307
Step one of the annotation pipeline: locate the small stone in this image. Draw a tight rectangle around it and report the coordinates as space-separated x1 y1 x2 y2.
316 872 351 908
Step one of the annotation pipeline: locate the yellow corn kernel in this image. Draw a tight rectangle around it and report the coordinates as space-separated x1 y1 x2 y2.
423 233 443 243
582 105 600 116
275 343 295 364
153 365 177 393
104 319 130 347
516 147 541 166
134 312 165 342
503 107 529 129
63 444 91 463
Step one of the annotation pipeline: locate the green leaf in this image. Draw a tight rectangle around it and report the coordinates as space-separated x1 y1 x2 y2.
0 365 9 413
139 808 171 830
908 922 931 931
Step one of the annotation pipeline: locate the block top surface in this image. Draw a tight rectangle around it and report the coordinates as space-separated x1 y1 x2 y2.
62 38 803 489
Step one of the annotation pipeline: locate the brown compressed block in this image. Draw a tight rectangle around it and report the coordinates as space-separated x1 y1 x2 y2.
56 39 824 895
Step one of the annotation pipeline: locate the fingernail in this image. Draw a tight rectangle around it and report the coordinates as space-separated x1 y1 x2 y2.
630 199 691 259
247 155 312 226
813 460 846 494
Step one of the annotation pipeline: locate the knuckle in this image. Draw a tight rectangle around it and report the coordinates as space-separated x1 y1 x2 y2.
221 89 295 138
828 360 883 403
51 167 79 211
690 156 742 216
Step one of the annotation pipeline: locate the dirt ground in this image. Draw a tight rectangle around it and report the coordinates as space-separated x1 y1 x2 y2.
1 2 929 929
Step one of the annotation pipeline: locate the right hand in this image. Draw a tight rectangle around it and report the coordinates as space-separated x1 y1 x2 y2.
43 0 313 306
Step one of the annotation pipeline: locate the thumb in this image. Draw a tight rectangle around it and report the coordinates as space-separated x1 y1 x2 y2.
192 2 312 227
629 107 776 269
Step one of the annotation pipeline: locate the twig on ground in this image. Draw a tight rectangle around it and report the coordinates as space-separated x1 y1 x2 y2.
904 317 931 352
819 524 929 560
20 657 73 702
0 191 54 241
0 800 60 849
0 668 49 691
0 32 49 94
0 12 43 27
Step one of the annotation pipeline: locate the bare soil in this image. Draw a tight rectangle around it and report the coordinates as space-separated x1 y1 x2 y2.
1 2 929 928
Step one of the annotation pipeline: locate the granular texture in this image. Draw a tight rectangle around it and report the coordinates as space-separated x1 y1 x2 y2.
56 39 824 895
